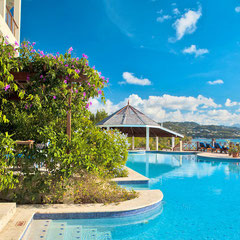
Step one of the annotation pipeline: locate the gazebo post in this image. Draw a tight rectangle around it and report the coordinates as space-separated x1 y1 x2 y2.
180 139 183 152
172 136 175 151
146 126 150 151
132 136 135 150
156 137 159 151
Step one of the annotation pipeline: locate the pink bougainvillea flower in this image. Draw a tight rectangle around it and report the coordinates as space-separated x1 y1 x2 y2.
85 103 89 109
14 41 19 47
43 78 46 81
76 57 79 61
65 64 69 67
40 51 44 55
106 78 109 83
56 52 59 55
98 71 101 76
85 63 88 66
75 89 78 93
98 90 102 95
75 69 80 74
92 65 95 70
101 76 105 80
5 35 9 38
87 82 91 87
82 53 88 59
4 85 10 91
40 75 43 79
90 102 92 105
64 80 67 84
53 96 56 99
83 92 86 97
53 56 56 59
68 47 73 54
32 42 36 46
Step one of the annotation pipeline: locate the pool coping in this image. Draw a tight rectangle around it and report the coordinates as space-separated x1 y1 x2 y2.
197 152 240 161
112 166 149 185
0 190 163 240
129 150 198 155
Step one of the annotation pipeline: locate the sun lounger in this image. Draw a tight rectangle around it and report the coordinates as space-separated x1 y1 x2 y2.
198 142 207 151
214 143 223 153
206 143 215 152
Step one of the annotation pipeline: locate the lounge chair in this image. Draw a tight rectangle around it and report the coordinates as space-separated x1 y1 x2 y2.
206 143 215 152
214 143 223 153
222 145 229 154
198 142 207 151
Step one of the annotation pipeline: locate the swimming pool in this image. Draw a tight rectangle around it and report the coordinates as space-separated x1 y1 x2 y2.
24 153 240 239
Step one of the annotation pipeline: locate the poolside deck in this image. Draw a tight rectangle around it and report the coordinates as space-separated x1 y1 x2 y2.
112 166 149 184
129 150 199 155
197 152 240 160
0 190 163 240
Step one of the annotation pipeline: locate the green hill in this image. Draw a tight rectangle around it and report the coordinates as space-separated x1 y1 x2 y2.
162 122 240 139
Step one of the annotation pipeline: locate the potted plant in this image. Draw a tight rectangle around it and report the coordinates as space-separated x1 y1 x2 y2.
229 146 239 158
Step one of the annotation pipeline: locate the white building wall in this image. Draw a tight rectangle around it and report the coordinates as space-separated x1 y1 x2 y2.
0 0 21 44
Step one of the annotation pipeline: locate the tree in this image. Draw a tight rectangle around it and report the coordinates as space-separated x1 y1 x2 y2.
0 37 129 203
90 109 108 124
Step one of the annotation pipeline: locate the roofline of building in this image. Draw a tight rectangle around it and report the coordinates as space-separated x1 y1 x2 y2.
97 124 184 138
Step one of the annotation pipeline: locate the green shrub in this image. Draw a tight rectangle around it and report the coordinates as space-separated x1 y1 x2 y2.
0 37 132 204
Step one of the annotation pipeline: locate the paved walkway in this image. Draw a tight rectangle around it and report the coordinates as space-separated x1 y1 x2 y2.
0 190 163 240
197 152 240 160
112 166 149 184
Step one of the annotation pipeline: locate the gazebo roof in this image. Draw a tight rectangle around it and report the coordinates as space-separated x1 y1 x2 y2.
96 103 184 138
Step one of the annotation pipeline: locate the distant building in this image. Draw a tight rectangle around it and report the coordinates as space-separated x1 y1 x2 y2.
0 0 21 44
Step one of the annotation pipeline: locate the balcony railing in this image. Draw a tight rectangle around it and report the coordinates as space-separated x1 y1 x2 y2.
6 6 18 38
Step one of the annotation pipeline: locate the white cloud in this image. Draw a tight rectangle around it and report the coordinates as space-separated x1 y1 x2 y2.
183 45 209 57
207 79 224 85
120 72 151 86
90 94 240 126
235 6 240 13
157 15 171 22
172 7 202 41
225 98 239 107
173 8 180 15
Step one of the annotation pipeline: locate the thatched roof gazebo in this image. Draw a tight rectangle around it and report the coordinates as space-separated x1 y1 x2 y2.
96 102 184 151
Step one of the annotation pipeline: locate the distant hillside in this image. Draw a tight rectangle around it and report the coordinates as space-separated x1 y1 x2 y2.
162 121 240 139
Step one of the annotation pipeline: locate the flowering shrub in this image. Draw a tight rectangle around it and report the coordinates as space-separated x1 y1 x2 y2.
0 37 129 203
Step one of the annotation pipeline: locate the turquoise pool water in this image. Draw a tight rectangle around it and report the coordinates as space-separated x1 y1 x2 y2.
25 153 240 239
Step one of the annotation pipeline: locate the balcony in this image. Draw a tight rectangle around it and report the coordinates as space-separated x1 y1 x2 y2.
0 0 21 44
6 5 18 39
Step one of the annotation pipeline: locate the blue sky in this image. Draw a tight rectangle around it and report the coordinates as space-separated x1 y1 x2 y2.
21 0 240 125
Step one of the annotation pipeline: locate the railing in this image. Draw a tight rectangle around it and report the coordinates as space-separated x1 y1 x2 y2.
183 141 197 151
6 6 18 38
173 141 198 151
